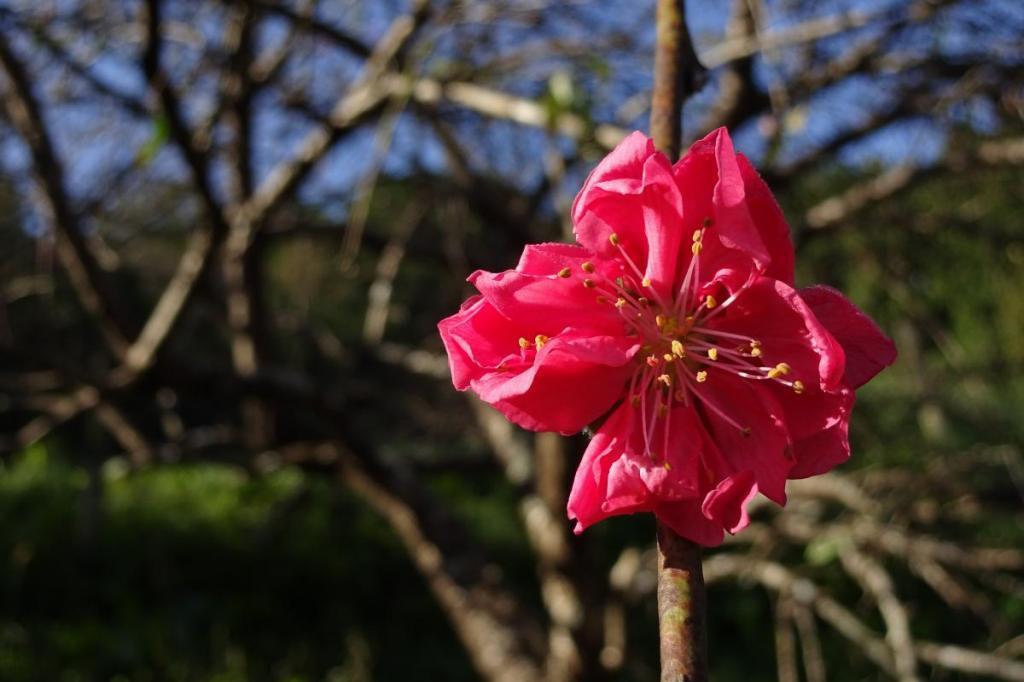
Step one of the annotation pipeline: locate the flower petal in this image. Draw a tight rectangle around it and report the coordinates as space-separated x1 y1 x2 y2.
788 399 853 479
568 401 706 532
572 132 684 297
692 371 792 505
654 500 725 546
709 276 847 392
700 470 758 535
470 245 622 336
472 330 638 434
800 286 897 389
737 154 794 283
438 295 522 390
672 128 771 284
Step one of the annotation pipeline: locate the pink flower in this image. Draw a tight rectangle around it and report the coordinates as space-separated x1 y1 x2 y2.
438 128 896 545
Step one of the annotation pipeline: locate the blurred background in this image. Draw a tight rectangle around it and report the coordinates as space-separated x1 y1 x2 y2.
0 0 1022 680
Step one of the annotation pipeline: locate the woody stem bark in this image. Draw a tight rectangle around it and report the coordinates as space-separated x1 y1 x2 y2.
650 1 709 681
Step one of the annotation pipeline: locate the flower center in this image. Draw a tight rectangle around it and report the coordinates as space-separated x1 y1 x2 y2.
570 226 805 466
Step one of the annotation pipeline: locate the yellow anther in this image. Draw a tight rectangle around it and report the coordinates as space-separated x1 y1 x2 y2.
642 277 652 287
609 233 620 246
750 340 762 348
671 340 686 357
534 334 549 350
583 278 596 289
663 353 675 363
655 314 668 329
691 241 703 255
657 374 673 387
615 297 627 308
707 348 718 361
518 337 530 350
777 362 791 375
705 295 717 309
767 362 791 379
663 461 673 471
692 229 703 242
792 380 805 395
750 346 762 357
557 267 571 278
581 261 595 273
696 371 708 383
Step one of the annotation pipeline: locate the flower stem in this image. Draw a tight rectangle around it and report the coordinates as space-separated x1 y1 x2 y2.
657 521 708 682
650 1 709 680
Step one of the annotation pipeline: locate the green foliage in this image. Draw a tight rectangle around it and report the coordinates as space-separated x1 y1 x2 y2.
0 447 474 682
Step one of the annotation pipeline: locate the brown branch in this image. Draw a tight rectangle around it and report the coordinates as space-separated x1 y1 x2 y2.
241 0 431 227
254 0 373 58
295 441 547 682
839 548 920 682
0 34 134 356
651 0 705 159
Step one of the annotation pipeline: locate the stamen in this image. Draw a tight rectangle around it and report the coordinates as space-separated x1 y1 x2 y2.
583 278 596 289
642 278 652 288
608 233 620 246
707 348 718 361
767 362 791 379
705 295 717 309
534 335 549 350
691 241 703 255
557 267 571 278
703 216 713 228
663 353 675 363
518 337 530 350
646 355 659 368
657 374 672 387
615 297 627 308
671 340 686 357
696 370 708 383
792 380 805 394
581 261 595 273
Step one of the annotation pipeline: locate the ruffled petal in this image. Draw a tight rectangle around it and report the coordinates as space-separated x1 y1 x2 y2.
568 401 706 532
701 470 758 534
800 286 897 389
708 277 847 392
737 154 794 283
672 128 771 288
691 372 792 505
655 499 725 546
572 132 685 298
472 329 639 434
788 395 854 479
438 295 522 390
470 244 622 337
